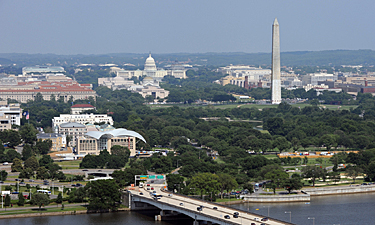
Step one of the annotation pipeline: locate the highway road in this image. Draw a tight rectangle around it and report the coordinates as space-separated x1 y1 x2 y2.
130 185 290 225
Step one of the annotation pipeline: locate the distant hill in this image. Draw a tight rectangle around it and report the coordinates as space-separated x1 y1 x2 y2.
0 49 374 67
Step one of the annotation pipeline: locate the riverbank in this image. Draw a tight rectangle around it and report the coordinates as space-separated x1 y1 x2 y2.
0 207 130 220
236 184 375 203
303 184 375 196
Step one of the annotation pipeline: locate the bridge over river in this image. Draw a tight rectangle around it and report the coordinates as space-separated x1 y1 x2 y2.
124 186 293 225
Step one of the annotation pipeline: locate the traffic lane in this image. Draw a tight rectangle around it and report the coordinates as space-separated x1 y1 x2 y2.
157 193 266 225
157 190 284 225
140 189 267 225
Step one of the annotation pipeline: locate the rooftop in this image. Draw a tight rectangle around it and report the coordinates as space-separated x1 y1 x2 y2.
60 122 86 128
71 104 95 108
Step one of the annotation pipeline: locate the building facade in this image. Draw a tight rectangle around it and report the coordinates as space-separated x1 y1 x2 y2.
37 133 66 151
52 113 114 133
56 122 88 147
0 80 96 103
71 104 96 115
76 128 146 157
0 100 23 127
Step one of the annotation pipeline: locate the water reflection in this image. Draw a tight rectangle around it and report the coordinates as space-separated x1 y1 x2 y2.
1 193 374 225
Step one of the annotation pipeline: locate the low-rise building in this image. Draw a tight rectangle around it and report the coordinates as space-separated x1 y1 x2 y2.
37 133 66 151
0 80 96 103
52 113 113 132
71 104 96 114
56 122 88 147
0 100 23 127
76 128 146 156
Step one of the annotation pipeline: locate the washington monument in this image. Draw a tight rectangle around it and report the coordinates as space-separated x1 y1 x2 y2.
271 18 281 104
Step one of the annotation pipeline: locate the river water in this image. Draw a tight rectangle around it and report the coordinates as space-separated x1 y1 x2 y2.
1 193 374 225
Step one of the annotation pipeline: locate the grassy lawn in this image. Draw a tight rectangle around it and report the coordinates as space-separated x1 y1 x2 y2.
0 206 87 216
57 160 82 166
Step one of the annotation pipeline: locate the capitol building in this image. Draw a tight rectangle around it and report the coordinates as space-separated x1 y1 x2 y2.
116 53 186 81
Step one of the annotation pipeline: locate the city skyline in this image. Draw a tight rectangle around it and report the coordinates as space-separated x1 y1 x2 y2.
0 1 374 55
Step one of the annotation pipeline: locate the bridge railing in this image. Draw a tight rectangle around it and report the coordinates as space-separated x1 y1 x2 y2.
160 189 295 225
132 193 238 225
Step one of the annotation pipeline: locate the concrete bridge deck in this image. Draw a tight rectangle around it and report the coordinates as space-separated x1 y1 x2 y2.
127 186 293 225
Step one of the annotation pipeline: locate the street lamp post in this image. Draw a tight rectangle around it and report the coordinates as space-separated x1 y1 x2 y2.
285 211 291 223
308 217 315 225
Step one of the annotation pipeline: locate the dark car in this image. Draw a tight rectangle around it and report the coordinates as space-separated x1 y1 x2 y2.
251 223 256 225
76 183 83 187
234 212 239 216
261 217 269 221
0 181 3 184
15 179 19 181
197 207 202 211
213 207 218 210
139 192 143 195
224 215 230 219
233 214 239 218
29 179 34 182
82 169 88 171
180 203 184 206
19 182 25 185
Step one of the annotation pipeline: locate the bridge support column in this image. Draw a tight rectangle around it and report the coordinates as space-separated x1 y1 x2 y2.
155 215 161 221
193 221 199 225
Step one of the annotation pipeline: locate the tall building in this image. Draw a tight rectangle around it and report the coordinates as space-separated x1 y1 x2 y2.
271 18 282 104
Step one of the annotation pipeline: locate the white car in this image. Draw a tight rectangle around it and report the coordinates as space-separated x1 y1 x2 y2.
2 162 8 165
254 218 260 221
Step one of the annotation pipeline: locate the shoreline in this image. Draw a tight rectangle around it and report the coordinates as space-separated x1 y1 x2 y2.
0 208 130 220
227 184 375 203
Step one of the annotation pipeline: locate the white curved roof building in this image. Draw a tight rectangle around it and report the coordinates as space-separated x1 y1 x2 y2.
76 128 146 157
85 128 146 143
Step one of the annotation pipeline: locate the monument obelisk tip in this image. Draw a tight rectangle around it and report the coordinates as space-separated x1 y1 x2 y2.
273 18 279 25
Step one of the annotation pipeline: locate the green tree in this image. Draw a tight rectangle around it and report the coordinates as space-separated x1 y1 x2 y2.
218 173 238 199
86 180 121 212
11 158 23 172
24 156 39 171
346 166 363 184
5 130 21 148
22 144 34 161
35 139 52 155
36 166 50 180
265 169 289 194
17 192 25 206
56 192 63 206
20 124 37 145
302 165 326 187
166 174 185 193
39 155 54 167
188 173 221 199
0 170 8 181
273 137 291 153
110 145 130 158
4 194 10 208
284 173 304 194
31 193 50 210
19 168 34 179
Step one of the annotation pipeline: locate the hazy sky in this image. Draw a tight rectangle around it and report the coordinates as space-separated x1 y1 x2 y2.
0 0 373 55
